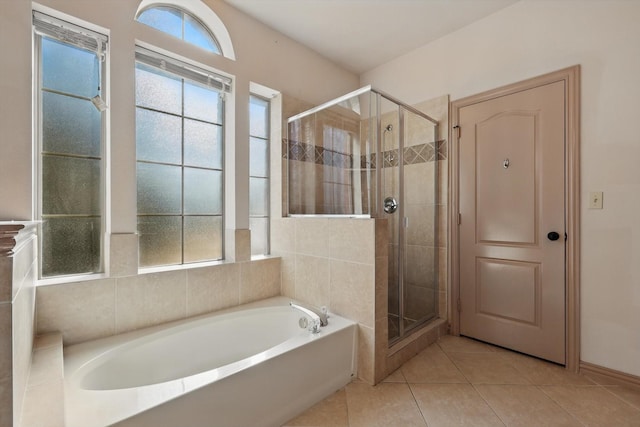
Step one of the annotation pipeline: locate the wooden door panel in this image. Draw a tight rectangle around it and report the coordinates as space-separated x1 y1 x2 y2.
459 81 566 364
476 113 537 245
476 258 540 325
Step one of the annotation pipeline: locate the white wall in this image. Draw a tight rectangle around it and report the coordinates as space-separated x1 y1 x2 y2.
363 0 640 377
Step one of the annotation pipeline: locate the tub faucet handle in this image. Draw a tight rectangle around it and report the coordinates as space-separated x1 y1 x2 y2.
290 302 324 334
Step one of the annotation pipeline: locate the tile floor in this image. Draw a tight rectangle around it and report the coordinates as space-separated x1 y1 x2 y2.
283 335 640 427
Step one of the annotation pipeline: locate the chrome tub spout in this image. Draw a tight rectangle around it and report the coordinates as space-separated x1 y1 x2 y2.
290 302 328 334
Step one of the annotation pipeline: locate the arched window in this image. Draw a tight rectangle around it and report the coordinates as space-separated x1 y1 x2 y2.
137 6 220 54
135 0 236 59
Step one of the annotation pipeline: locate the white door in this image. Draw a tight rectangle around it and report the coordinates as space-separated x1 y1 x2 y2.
458 81 566 364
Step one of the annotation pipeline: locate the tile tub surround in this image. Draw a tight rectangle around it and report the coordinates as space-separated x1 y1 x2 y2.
0 222 38 427
36 256 281 345
284 335 640 427
272 216 382 383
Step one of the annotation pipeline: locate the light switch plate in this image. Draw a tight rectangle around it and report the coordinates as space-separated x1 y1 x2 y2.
589 191 603 209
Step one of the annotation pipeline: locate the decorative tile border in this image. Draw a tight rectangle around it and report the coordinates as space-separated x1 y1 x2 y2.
283 139 447 169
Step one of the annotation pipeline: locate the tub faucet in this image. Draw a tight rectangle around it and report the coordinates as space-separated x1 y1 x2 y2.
290 302 328 334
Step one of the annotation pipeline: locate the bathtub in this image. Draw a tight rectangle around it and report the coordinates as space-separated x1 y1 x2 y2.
64 297 358 427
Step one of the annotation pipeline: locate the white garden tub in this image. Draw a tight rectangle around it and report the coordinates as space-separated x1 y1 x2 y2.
64 297 357 427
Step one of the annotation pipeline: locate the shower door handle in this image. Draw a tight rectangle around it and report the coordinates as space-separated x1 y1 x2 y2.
383 197 398 214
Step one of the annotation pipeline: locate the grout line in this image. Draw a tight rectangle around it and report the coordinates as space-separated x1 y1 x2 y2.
537 385 588 426
406 383 430 427
600 384 640 412
469 383 507 427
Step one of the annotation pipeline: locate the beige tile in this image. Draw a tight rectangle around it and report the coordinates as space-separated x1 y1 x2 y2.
295 255 330 308
374 316 389 384
375 218 389 259
0 257 12 303
239 257 281 304
475 384 581 426
234 229 251 262
411 383 504 427
438 247 447 291
0 303 10 381
271 218 296 253
329 260 374 327
33 333 62 350
279 253 296 298
437 335 497 354
37 279 116 345
186 263 240 317
405 204 435 247
438 290 448 319
295 218 330 257
447 352 529 385
108 233 138 277
541 385 640 426
500 351 595 386
283 388 349 427
357 325 375 384
401 344 467 384
20 379 65 427
582 370 637 386
383 368 407 383
437 204 448 248
605 385 640 410
0 376 11 427
328 219 375 264
374 256 388 321
116 271 186 333
345 382 427 427
28 345 63 388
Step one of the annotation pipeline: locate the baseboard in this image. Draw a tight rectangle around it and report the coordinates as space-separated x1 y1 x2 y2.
580 361 640 388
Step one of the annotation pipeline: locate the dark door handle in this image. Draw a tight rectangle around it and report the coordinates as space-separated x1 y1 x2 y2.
547 231 560 241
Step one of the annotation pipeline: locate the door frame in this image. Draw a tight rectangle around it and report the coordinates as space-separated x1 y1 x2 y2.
449 66 581 372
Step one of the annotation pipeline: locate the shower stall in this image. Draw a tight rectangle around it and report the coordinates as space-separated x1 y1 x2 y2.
286 86 440 345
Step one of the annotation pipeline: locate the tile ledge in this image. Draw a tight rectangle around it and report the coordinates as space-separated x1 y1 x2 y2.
20 332 65 427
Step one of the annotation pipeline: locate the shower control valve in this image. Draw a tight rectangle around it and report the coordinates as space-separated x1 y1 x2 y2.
383 196 398 214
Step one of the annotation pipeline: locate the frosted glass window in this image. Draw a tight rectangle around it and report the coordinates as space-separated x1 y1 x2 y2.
136 109 182 164
184 120 222 169
137 163 182 214
42 218 102 276
42 38 97 99
185 82 223 123
136 57 224 267
250 96 269 138
137 6 182 39
137 6 221 54
138 216 182 267
249 95 270 255
43 92 101 156
249 217 268 256
249 177 269 217
184 168 222 214
36 17 106 278
135 64 182 115
250 137 268 178
43 156 101 215
184 216 222 262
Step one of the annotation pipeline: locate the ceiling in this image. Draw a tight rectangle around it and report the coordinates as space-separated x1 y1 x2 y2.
223 0 520 74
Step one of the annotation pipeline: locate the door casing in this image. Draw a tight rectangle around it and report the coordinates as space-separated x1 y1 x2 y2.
449 66 581 372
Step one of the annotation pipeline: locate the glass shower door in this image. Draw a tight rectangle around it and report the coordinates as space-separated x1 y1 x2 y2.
385 101 439 344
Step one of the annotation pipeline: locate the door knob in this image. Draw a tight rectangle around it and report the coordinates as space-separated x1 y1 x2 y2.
547 231 560 241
